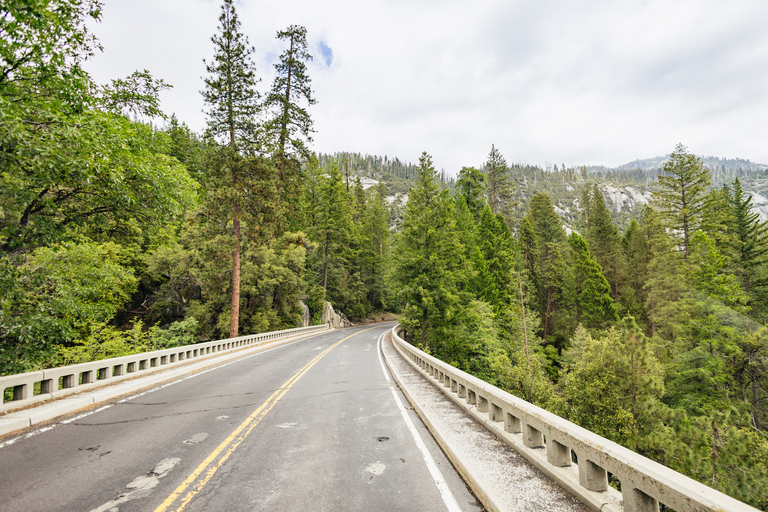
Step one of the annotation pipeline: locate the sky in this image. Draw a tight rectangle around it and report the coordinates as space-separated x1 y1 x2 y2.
84 0 768 175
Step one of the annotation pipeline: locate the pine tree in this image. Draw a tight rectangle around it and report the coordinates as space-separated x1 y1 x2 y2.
201 0 262 337
586 184 624 303
525 193 566 340
202 0 260 152
263 24 316 211
395 152 463 352
455 166 486 220
724 178 768 303
567 233 618 329
655 143 711 258
312 161 351 294
359 184 391 311
484 145 515 224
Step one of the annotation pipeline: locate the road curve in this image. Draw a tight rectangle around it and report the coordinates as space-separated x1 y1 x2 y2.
0 323 481 512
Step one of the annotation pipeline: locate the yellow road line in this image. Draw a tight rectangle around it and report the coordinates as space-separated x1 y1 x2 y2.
153 326 377 512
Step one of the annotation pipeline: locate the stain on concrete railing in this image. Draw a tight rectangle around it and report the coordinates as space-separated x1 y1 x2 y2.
1 324 329 413
390 325 758 512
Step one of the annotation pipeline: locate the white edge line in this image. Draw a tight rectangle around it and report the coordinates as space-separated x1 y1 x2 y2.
377 331 463 512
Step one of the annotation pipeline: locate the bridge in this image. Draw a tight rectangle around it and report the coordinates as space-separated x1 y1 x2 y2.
0 323 759 512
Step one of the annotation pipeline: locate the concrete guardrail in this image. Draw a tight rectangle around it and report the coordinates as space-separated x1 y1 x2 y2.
390 325 759 512
1 324 330 414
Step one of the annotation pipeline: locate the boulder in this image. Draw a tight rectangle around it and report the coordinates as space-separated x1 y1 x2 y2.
321 301 354 328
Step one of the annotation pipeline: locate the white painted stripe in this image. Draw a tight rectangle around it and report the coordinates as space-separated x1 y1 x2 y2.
377 332 462 512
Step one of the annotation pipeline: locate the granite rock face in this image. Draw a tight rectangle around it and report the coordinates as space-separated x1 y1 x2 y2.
321 301 353 328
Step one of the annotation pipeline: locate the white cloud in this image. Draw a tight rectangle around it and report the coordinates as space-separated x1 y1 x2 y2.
84 0 768 174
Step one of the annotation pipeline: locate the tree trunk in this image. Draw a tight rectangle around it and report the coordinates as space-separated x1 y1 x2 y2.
517 273 530 367
544 286 552 339
230 204 241 338
753 376 763 431
322 235 329 291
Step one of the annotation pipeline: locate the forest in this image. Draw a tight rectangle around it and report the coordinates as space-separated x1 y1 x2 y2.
1 1 768 509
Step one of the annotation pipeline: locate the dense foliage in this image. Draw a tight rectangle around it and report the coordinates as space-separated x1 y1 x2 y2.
394 145 768 509
2 2 768 509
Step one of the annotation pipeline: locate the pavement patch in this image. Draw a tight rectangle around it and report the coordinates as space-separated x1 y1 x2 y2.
89 457 181 512
183 433 208 445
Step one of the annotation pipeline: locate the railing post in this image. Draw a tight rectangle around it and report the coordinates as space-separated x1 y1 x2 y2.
524 424 544 448
546 439 571 467
579 458 608 492
623 487 659 512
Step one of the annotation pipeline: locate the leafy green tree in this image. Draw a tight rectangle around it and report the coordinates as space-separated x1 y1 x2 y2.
655 143 711 258
0 241 136 373
201 0 265 337
561 324 665 450
0 1 196 253
1 111 198 252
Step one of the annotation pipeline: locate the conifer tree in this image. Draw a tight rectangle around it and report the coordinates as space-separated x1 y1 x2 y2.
312 161 351 293
201 0 262 337
359 184 391 310
525 193 566 340
455 166 486 220
622 217 651 324
484 145 515 224
655 143 711 258
567 233 618 329
585 184 624 303
724 178 768 304
263 24 316 212
395 152 462 352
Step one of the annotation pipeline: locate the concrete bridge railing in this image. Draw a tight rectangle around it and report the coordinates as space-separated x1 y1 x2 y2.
1 324 330 414
390 325 759 512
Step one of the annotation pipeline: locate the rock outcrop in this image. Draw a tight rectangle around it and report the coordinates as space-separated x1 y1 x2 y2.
299 300 311 327
321 301 354 328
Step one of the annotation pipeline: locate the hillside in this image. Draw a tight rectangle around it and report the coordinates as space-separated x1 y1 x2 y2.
327 150 768 229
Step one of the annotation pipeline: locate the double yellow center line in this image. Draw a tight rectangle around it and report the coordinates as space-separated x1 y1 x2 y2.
154 327 376 512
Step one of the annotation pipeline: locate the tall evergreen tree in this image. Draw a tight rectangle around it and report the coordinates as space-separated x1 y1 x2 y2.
312 161 351 294
525 193 567 341
655 143 711 258
395 152 463 352
202 0 263 338
585 184 624 303
567 233 618 329
455 166 486 220
263 24 316 214
359 185 391 311
484 145 515 224
724 178 768 304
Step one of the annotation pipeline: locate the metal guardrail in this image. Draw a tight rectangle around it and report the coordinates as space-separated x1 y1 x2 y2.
1 324 330 413
390 325 758 512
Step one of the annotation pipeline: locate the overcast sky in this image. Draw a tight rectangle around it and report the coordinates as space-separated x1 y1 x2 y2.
84 0 768 174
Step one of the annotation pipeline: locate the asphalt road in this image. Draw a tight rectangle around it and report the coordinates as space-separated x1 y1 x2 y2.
0 323 482 512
